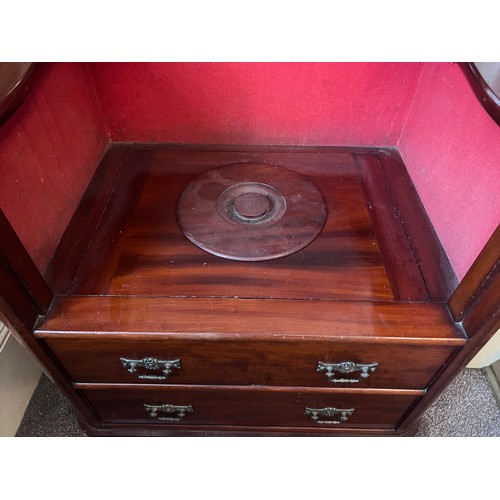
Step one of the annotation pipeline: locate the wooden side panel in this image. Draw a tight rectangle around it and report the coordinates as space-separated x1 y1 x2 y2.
461 263 499 341
0 269 40 333
458 63 500 126
377 149 458 302
44 144 130 294
359 154 429 301
397 226 500 433
0 63 38 126
448 224 500 322
0 210 52 314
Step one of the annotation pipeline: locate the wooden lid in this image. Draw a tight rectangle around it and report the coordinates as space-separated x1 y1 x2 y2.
177 163 327 261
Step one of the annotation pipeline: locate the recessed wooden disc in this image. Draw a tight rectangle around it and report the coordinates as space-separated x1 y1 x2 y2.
177 163 327 261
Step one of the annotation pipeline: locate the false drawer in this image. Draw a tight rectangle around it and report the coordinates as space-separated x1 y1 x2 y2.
44 337 458 389
80 385 421 429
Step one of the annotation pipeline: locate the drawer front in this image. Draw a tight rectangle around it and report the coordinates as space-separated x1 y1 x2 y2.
46 338 457 389
81 386 419 429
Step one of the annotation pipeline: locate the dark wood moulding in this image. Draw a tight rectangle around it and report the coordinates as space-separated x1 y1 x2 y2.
36 296 463 343
0 62 38 126
458 62 500 126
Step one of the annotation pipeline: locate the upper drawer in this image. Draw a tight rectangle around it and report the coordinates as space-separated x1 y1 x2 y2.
37 297 464 389
44 337 458 389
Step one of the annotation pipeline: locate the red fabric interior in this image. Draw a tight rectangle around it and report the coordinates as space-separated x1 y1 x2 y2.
0 63 109 273
398 63 500 279
1 62 498 280
89 62 422 146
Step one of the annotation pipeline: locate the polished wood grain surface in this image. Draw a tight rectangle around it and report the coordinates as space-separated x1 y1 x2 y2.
459 63 500 126
0 63 38 126
81 385 419 428
358 154 429 301
44 144 130 293
44 337 459 389
65 147 429 301
36 296 464 344
176 162 327 262
376 149 458 301
461 263 499 342
449 223 499 322
0 210 53 314
397 224 500 433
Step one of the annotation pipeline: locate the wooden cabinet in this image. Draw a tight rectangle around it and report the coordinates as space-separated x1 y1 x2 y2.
12 144 490 436
1 62 499 437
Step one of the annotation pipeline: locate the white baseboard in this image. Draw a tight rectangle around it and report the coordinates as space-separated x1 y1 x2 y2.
0 324 42 436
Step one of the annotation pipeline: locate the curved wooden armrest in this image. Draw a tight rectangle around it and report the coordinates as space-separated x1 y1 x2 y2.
0 62 38 126
458 62 500 126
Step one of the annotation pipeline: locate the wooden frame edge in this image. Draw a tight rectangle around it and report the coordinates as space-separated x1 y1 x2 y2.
397 225 500 434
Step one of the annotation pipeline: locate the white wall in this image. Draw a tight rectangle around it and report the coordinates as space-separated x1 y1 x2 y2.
0 322 41 436
468 329 500 369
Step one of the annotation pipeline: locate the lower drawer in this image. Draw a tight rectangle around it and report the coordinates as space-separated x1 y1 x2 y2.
81 385 420 429
46 338 457 389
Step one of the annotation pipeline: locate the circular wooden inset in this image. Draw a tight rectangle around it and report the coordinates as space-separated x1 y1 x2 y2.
234 192 269 218
177 163 327 261
216 182 286 226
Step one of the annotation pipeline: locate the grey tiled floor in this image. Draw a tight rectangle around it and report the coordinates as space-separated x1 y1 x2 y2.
15 368 500 437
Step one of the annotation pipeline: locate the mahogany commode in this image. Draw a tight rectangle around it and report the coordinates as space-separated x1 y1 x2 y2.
2 62 498 437
27 144 473 436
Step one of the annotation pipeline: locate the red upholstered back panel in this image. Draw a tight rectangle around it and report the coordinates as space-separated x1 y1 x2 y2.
398 63 500 280
0 63 109 273
89 62 422 146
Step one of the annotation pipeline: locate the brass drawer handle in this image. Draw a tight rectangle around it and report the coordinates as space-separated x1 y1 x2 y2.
120 357 181 380
305 406 354 425
317 360 378 384
143 403 193 422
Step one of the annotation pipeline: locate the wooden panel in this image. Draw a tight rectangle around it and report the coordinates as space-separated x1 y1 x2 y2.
35 296 465 344
45 337 458 389
396 226 500 433
359 154 429 301
69 152 150 294
81 385 419 429
448 224 500 322
376 149 458 301
458 63 500 126
44 144 129 293
69 147 400 301
0 63 38 126
0 265 40 333
461 263 500 340
0 210 52 314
